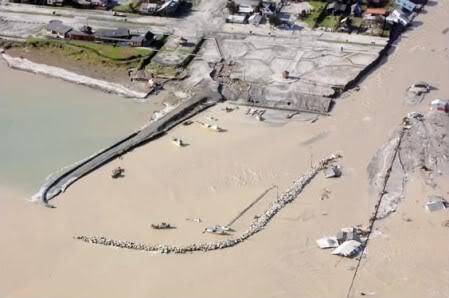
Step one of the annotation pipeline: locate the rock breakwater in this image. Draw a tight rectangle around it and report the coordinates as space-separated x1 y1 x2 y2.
75 153 342 254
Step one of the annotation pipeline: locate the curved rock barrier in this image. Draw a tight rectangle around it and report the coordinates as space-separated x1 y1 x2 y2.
75 153 342 254
1 54 148 99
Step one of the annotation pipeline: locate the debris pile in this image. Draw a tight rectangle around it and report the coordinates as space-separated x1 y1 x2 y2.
75 153 342 254
196 121 225 132
405 81 431 105
111 167 125 179
425 196 448 212
324 165 342 178
316 226 370 258
431 99 449 113
246 108 265 121
368 110 449 218
171 137 185 147
203 225 231 235
151 222 176 230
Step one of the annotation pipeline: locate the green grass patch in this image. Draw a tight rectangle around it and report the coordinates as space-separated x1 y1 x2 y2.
112 0 142 13
320 15 339 29
145 63 178 78
303 1 326 27
22 37 147 68
381 28 391 38
112 3 133 12
351 16 363 28
69 40 153 60
384 0 397 12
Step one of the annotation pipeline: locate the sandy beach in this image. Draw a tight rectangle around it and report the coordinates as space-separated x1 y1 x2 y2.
1 2 448 298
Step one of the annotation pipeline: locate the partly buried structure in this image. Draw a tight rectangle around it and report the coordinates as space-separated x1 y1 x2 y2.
46 20 155 47
213 31 388 114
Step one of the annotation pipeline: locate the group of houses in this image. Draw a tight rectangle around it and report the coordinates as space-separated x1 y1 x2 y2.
226 0 281 25
46 20 155 47
322 0 423 34
12 0 182 15
138 0 181 15
13 0 115 9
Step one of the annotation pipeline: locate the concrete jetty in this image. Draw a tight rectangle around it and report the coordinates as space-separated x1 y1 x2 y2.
35 81 221 203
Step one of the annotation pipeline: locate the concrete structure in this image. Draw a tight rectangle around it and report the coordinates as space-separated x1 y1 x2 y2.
216 32 388 113
226 14 247 24
47 20 73 39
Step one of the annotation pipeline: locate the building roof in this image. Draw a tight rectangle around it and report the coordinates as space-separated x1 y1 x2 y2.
226 14 247 23
238 4 254 14
327 2 337 10
364 8 387 15
47 20 73 35
95 27 130 39
68 30 93 38
140 2 159 11
248 13 263 25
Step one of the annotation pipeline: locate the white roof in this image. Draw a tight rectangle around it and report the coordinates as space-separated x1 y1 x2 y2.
239 5 254 14
431 99 449 105
227 15 247 23
331 240 361 257
425 197 447 212
316 237 339 249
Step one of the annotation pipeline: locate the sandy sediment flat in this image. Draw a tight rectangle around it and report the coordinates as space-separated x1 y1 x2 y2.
1 2 449 297
2 54 148 99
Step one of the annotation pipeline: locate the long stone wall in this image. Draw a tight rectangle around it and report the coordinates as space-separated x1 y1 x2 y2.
75 153 342 254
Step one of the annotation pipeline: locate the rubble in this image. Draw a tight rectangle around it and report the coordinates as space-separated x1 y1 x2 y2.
324 165 342 178
431 99 449 113
317 226 368 258
425 196 447 212
368 110 449 218
407 82 431 96
171 137 185 147
151 222 176 230
331 240 362 257
320 188 331 200
405 81 431 105
204 225 231 235
111 167 125 179
75 153 342 254
185 217 202 223
197 121 224 132
316 237 339 249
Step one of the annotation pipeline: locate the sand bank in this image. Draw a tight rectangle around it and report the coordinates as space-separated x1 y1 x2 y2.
1 53 148 99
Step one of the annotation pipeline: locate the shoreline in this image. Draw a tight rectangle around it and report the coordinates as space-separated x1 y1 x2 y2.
1 53 149 100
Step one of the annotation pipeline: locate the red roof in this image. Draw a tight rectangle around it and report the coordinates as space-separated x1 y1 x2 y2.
364 8 387 15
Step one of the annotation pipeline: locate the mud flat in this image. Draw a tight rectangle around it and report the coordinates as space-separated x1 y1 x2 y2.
1 54 148 99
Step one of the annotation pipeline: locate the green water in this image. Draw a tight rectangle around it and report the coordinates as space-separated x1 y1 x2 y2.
0 61 156 195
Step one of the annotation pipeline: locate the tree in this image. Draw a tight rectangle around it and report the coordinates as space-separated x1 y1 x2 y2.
226 0 238 14
268 14 281 26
